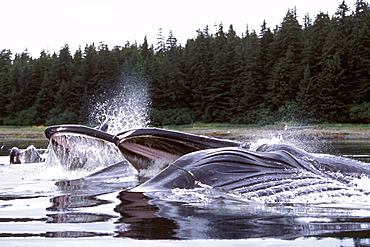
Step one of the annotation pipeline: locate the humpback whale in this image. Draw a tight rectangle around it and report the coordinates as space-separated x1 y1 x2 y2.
130 145 370 200
9 145 44 164
44 125 370 200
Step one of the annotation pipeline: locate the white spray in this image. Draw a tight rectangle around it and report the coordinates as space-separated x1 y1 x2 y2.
89 70 151 134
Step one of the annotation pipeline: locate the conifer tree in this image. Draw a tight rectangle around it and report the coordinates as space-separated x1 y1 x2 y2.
266 9 303 114
0 50 12 124
316 1 353 122
5 52 33 124
82 44 98 96
45 45 76 124
184 26 213 122
230 30 264 124
203 24 237 122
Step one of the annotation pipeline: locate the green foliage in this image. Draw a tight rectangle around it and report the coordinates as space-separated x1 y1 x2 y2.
349 102 370 123
1 1 370 126
150 108 194 126
45 109 78 126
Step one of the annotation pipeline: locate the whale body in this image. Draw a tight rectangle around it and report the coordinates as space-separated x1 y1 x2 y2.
131 145 370 196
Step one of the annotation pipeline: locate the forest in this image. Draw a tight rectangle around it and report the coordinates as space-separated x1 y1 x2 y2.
1 0 370 126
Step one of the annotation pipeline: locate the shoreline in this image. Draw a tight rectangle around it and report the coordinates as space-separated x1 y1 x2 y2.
0 127 369 141
0 130 46 140
183 127 370 142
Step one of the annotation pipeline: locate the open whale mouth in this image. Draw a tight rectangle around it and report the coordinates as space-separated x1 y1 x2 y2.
45 125 123 171
114 128 241 171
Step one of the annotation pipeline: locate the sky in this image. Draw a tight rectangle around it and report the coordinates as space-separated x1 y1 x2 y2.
1 0 358 58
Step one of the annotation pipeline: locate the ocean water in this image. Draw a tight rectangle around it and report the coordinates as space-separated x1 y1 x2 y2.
1 139 370 246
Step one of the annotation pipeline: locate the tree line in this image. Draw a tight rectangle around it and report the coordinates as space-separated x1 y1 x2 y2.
1 0 370 126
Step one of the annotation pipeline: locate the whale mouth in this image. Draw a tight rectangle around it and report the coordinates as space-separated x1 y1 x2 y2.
114 128 241 171
49 133 118 170
45 125 123 171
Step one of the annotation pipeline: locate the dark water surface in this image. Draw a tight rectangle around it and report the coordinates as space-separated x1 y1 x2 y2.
1 138 370 246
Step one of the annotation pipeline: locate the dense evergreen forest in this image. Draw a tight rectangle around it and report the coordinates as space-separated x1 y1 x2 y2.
1 0 370 126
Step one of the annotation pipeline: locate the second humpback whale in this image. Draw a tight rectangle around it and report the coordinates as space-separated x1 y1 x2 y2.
130 145 370 201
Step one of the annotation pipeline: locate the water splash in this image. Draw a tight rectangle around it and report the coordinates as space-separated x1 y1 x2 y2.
247 128 333 155
89 70 151 134
249 136 284 151
42 71 151 177
44 134 125 178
